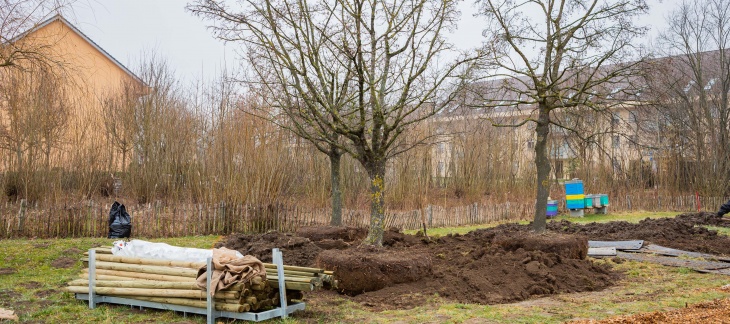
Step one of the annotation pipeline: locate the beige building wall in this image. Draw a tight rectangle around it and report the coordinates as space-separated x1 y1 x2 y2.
0 16 143 170
428 104 649 182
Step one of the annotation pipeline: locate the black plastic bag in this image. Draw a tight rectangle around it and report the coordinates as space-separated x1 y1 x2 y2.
108 201 132 238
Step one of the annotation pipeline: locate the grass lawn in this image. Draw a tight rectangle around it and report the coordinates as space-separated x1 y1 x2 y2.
2 211 729 323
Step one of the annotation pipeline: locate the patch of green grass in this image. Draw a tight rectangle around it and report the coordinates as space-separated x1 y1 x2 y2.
704 225 730 236
0 236 219 323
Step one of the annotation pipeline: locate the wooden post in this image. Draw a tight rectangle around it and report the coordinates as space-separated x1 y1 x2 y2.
206 256 214 324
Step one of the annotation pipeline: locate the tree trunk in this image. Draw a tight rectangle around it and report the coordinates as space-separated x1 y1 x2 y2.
533 104 551 233
329 151 343 226
363 159 386 246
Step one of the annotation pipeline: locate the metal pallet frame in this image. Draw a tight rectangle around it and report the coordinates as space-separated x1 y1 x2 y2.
77 248 305 323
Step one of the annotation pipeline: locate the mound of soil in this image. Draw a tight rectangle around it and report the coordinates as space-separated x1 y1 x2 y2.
349 231 613 309
547 212 730 255
493 232 588 260
316 247 432 295
296 226 367 242
382 228 424 247
296 226 368 250
0 268 16 276
217 213 730 310
219 227 614 309
215 232 322 266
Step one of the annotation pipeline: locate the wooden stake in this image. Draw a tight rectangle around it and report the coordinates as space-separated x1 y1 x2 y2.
65 286 239 299
92 261 199 277
116 295 245 313
82 269 195 282
69 280 200 290
86 254 205 269
78 274 145 281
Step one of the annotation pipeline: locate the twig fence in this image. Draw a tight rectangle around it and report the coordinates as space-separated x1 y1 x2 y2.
0 194 726 239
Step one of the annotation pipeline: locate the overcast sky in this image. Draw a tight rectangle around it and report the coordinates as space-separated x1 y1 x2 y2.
66 0 682 85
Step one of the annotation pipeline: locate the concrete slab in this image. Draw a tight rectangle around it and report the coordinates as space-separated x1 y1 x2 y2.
588 240 644 250
588 247 617 257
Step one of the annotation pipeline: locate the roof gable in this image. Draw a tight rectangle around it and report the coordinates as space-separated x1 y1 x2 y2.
13 14 144 85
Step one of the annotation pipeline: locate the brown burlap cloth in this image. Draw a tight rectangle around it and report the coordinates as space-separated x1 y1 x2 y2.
196 247 266 296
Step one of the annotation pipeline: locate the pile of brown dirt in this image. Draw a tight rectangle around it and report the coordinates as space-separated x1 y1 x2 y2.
492 231 588 259
296 226 367 242
347 231 613 309
216 213 730 310
214 232 322 266
296 226 367 250
547 212 730 255
218 227 614 310
316 247 432 295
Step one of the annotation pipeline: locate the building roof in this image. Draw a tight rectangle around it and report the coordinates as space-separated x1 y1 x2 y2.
442 49 727 118
11 14 144 85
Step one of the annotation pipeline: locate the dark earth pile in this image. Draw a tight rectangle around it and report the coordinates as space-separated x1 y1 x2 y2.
547 212 730 255
219 227 614 309
215 231 322 266
216 212 730 310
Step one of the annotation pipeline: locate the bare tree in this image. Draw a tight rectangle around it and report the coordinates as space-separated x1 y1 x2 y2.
476 0 648 232
102 81 142 173
0 67 69 200
645 0 730 195
189 0 476 245
0 0 73 69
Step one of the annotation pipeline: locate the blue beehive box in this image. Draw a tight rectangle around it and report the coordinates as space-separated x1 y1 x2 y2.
565 180 584 195
564 179 585 210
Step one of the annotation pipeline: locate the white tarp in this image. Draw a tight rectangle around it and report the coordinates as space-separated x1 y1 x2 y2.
111 239 243 263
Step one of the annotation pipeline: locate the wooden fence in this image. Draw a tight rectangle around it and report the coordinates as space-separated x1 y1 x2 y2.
0 193 726 239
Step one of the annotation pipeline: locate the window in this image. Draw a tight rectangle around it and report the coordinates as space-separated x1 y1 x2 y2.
612 135 621 148
527 140 535 149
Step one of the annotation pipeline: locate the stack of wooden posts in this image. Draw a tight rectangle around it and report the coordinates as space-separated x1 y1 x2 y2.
65 247 334 313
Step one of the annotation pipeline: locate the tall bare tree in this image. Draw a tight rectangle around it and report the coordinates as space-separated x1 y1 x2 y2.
102 81 142 173
476 0 648 232
189 0 476 245
645 0 730 195
0 67 69 200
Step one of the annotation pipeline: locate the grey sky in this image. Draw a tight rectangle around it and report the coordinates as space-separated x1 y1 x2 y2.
67 0 682 84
